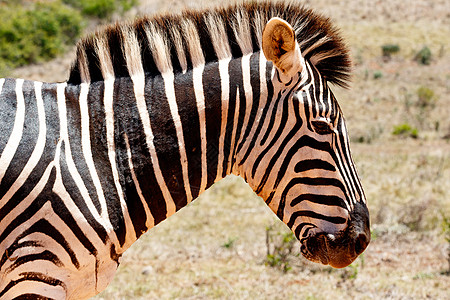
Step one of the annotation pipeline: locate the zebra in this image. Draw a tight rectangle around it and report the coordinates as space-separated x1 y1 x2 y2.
0 1 370 299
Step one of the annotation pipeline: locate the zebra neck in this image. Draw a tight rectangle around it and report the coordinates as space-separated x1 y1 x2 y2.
119 53 268 225
124 52 268 228
62 51 271 248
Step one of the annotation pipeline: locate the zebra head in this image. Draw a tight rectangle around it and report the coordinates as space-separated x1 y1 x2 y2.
245 18 370 268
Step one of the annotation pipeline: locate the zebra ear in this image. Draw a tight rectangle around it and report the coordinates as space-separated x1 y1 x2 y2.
262 18 302 77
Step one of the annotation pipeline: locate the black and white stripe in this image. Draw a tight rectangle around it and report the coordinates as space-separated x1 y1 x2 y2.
0 2 369 299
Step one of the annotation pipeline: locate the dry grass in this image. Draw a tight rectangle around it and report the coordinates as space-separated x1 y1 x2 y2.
9 0 450 299
93 175 449 299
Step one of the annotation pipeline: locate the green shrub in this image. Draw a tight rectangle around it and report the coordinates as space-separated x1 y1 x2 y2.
392 123 419 139
373 70 383 79
0 2 83 71
265 225 299 273
0 0 139 75
381 44 400 57
416 86 436 109
221 237 237 249
63 0 137 19
414 46 432 65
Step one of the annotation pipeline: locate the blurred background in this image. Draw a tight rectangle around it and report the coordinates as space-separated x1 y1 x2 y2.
1 0 449 298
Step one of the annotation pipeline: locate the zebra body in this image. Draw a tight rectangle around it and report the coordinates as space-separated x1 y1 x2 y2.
0 2 370 299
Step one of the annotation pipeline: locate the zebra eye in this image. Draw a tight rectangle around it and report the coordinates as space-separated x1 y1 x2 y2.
311 120 333 135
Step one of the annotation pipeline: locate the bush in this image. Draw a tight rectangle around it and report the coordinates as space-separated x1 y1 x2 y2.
414 46 432 65
381 44 400 58
265 225 299 273
416 86 436 109
373 70 383 79
0 0 139 75
0 2 83 71
392 123 418 139
63 0 137 19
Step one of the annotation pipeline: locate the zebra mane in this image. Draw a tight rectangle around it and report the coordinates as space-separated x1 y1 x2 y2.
68 1 351 87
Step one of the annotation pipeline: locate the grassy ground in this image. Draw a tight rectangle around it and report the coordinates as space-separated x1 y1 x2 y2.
9 0 450 299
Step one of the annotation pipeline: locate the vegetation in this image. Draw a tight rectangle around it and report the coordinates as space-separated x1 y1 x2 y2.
62 0 137 19
221 237 237 249
398 84 439 135
392 123 419 139
373 70 383 79
414 46 432 65
265 225 300 273
0 0 137 76
0 2 83 74
381 44 400 58
416 86 436 109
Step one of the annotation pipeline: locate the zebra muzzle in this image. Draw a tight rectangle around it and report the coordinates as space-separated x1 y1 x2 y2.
300 202 370 268
301 231 369 268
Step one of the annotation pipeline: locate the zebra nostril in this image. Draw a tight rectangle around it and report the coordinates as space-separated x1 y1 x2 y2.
354 233 369 255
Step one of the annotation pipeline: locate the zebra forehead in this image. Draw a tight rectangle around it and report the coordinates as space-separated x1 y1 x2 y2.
68 1 351 87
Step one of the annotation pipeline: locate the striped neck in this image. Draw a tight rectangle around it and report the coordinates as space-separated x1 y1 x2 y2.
65 51 277 251
53 46 313 253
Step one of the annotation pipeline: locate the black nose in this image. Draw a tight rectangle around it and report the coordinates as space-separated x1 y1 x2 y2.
354 232 370 255
350 201 371 256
